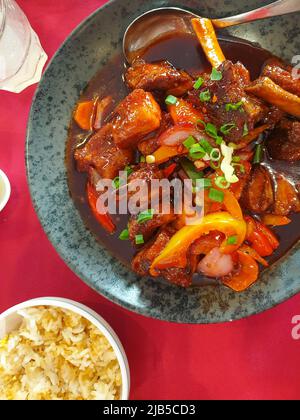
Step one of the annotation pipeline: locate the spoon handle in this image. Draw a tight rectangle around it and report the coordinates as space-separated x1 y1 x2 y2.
212 0 300 28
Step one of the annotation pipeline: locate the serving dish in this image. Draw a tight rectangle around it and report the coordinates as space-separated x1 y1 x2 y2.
0 297 130 399
26 0 300 323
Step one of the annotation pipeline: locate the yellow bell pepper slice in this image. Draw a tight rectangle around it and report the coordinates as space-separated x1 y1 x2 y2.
150 211 247 274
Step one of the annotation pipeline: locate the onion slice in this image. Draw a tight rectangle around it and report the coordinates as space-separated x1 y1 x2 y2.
158 124 204 147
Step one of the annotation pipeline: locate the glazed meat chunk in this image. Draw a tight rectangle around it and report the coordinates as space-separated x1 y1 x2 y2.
132 227 192 287
262 58 300 97
112 89 162 148
189 60 268 142
241 165 274 213
125 59 193 96
74 124 133 179
128 211 176 244
266 119 300 161
273 175 300 216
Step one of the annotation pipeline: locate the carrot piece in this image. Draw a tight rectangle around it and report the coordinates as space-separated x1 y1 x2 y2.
262 214 292 227
168 98 204 125
153 145 187 164
191 18 225 68
222 251 259 292
74 100 97 130
245 77 300 118
238 245 269 267
86 182 115 234
255 221 280 250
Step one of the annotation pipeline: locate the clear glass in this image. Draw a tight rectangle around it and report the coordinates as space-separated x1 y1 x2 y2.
0 0 47 93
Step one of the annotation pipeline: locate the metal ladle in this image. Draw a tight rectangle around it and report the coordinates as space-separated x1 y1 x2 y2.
123 0 300 63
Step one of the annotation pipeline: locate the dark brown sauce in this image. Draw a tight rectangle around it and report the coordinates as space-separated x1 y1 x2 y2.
66 32 300 277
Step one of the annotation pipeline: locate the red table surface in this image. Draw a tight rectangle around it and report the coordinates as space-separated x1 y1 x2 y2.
1 0 300 401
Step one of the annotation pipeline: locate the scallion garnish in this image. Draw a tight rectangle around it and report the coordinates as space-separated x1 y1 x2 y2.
215 176 230 189
232 163 245 174
180 159 203 183
232 156 241 163
216 136 224 145
199 139 213 154
135 234 145 245
119 229 129 241
124 165 133 176
205 122 218 138
220 123 236 135
140 156 146 163
243 122 249 137
183 136 196 149
210 68 222 81
199 90 211 102
225 101 243 112
210 148 221 162
189 143 206 160
193 77 204 89
209 188 224 203
253 144 263 164
165 95 178 105
112 177 121 189
137 209 155 224
210 160 221 170
202 178 212 188
227 235 238 245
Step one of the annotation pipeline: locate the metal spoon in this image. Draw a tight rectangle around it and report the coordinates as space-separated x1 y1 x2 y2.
123 0 300 63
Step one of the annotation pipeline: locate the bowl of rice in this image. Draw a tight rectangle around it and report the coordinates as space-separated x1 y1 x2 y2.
0 297 130 400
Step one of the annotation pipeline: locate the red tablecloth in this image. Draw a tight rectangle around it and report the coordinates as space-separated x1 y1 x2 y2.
1 0 300 400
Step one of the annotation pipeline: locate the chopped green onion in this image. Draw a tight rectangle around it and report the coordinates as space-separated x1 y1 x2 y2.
199 90 211 102
137 209 154 224
199 139 213 154
215 176 230 189
124 165 133 176
210 148 221 161
165 95 178 105
232 163 245 174
194 178 212 191
135 234 145 245
119 229 129 240
180 158 203 183
189 143 206 159
140 156 146 163
220 123 236 135
209 188 224 203
227 235 238 245
202 178 212 188
183 135 197 149
232 156 241 163
228 142 238 150
205 122 218 138
210 68 223 81
210 160 221 170
225 101 243 112
216 136 224 145
253 144 263 164
112 177 121 189
193 77 204 89
243 123 249 137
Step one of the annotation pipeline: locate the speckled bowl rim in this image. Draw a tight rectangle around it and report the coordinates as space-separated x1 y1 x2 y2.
25 1 300 324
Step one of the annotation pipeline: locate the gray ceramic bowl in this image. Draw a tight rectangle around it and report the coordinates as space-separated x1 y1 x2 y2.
26 0 300 323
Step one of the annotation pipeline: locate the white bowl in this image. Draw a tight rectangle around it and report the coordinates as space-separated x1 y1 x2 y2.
0 297 130 400
0 169 11 212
